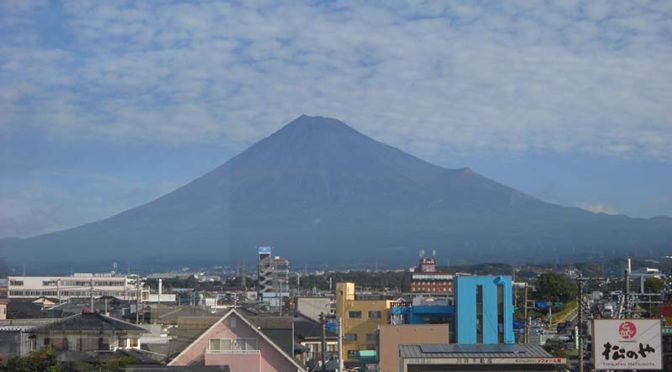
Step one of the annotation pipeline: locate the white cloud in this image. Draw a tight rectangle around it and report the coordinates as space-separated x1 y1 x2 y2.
0 0 671 161
576 202 621 215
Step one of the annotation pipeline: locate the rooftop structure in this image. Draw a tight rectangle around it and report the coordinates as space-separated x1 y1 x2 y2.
398 344 565 371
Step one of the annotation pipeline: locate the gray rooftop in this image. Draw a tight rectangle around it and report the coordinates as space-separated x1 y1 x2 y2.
400 343 555 359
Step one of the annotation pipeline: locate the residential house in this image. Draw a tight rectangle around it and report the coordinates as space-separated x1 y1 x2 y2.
168 308 304 371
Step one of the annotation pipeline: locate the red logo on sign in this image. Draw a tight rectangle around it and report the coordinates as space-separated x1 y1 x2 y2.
619 321 637 339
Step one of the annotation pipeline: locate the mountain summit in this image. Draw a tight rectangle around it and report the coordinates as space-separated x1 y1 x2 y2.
2 115 671 269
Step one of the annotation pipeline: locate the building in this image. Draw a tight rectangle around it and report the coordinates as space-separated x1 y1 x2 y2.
390 296 453 326
294 312 338 367
377 324 449 372
296 297 334 322
168 308 305 371
0 311 147 361
0 299 7 320
8 273 140 301
335 282 392 364
402 257 454 294
454 275 514 345
398 344 565 371
257 247 290 307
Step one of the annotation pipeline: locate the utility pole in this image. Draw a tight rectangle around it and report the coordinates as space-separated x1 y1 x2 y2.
624 258 631 318
135 279 140 324
320 312 326 370
242 262 246 290
90 279 94 312
338 316 344 371
524 283 528 344
577 277 584 372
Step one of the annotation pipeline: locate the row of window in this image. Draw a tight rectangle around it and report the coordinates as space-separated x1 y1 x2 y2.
10 280 126 287
344 333 377 342
348 311 383 319
208 338 258 352
9 290 129 297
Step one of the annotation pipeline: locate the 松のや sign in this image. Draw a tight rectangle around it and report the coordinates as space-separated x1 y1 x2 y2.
593 319 662 370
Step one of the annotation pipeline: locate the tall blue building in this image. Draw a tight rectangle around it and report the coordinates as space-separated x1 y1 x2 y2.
454 275 514 345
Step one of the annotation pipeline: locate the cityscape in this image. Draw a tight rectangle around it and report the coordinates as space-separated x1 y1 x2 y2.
1 1 672 372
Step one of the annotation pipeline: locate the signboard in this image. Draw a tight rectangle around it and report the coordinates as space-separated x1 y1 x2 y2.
593 319 662 370
416 357 565 365
257 246 272 255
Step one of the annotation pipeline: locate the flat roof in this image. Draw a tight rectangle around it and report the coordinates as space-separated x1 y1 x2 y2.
400 343 557 359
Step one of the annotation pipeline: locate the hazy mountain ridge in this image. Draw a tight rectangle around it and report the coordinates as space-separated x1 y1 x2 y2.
2 115 671 269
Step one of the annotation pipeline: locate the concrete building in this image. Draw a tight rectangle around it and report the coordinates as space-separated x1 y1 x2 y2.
454 275 514 345
390 296 453 326
168 308 304 371
8 273 140 301
335 282 392 364
258 247 290 309
296 297 333 322
0 299 7 320
402 257 454 294
398 344 565 371
377 324 449 372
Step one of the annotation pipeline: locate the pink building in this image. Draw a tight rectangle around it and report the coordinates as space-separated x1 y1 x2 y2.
169 308 305 372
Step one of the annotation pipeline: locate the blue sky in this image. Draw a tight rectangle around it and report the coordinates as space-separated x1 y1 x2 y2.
1 0 671 238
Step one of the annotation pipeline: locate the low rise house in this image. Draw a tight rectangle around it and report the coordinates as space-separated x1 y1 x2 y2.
168 308 304 371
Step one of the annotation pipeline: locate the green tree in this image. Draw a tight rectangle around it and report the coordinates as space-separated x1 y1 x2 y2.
534 272 576 303
644 277 664 293
3 347 62 372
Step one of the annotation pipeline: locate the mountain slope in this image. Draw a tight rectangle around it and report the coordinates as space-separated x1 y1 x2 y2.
2 115 671 269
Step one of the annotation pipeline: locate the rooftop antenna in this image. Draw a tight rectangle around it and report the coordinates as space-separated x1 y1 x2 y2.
432 249 436 259
113 261 118 273
419 249 425 258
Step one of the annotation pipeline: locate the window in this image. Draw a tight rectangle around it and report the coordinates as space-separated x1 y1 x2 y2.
368 311 382 319
10 280 23 286
344 333 357 341
241 338 257 351
366 333 376 343
209 338 232 352
348 311 362 319
209 338 257 352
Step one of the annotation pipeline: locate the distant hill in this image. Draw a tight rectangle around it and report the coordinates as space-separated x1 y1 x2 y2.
2 115 671 270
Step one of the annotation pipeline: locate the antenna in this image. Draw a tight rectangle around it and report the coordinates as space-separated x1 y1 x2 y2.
432 249 436 258
419 249 425 258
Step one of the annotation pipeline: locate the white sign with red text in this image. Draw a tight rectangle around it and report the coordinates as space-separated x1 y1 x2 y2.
593 319 662 370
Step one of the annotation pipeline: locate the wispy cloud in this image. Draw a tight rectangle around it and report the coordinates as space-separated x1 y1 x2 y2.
576 202 621 215
1 1 671 160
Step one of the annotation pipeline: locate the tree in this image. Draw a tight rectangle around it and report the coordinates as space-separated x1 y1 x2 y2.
644 277 664 294
533 272 576 303
3 347 62 372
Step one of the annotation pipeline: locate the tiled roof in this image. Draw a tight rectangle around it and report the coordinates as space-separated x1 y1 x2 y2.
33 312 148 333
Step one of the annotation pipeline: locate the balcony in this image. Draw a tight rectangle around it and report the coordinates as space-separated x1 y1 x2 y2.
204 350 260 370
206 349 260 354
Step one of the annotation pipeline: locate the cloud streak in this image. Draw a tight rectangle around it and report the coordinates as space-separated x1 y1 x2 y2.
1 1 671 160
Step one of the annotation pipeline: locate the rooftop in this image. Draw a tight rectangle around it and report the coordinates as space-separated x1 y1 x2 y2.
399 343 556 359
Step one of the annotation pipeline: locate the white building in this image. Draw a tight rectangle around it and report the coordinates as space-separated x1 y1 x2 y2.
8 273 140 301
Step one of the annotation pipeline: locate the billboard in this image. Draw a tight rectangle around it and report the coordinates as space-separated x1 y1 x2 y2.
258 246 272 255
593 319 662 370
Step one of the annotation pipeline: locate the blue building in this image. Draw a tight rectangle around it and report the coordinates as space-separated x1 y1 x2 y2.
454 275 514 345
